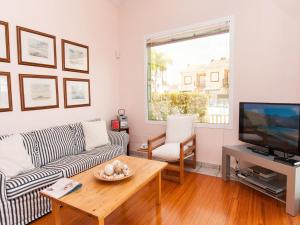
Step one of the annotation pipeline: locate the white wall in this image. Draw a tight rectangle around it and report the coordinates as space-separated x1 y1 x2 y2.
118 0 300 164
0 0 120 134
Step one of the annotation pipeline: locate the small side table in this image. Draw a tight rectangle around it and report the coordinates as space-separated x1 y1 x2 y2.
137 147 148 153
112 128 130 155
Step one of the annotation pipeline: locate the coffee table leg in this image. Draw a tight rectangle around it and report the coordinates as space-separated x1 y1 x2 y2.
52 201 62 225
156 171 161 205
96 218 105 225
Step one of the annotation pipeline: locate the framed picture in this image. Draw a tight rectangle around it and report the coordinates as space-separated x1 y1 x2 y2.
63 78 90 108
0 21 10 63
210 72 219 82
0 72 12 112
17 26 57 68
19 74 59 111
62 39 89 73
184 76 192 85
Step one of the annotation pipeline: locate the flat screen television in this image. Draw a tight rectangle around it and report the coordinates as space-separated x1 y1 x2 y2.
239 102 300 155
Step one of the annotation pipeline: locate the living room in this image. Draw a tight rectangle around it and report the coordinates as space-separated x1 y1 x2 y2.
0 0 300 225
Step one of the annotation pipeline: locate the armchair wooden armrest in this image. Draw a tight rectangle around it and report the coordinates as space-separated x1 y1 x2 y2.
180 134 196 158
147 133 166 159
180 134 196 148
148 133 166 143
178 133 197 184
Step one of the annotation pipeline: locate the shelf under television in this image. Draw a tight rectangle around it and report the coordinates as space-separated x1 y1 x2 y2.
230 174 286 204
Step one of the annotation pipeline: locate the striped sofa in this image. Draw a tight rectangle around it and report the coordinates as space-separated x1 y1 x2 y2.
0 122 129 225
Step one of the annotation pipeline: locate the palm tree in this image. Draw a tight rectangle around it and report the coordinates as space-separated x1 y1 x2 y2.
150 50 172 92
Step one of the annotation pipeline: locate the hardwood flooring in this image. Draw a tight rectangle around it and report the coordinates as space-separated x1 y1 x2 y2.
31 172 300 225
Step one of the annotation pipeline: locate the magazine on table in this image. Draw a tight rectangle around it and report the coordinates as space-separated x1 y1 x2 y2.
40 178 82 199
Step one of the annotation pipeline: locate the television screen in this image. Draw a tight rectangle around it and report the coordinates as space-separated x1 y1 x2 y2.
239 103 300 155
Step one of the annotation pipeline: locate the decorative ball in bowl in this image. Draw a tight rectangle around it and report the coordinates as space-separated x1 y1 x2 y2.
94 160 133 181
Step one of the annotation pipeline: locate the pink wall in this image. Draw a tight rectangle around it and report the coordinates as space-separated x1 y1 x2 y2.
1 0 300 165
119 0 300 164
0 0 120 134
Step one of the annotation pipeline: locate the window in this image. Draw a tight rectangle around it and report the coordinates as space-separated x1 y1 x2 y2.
146 18 232 126
210 72 219 82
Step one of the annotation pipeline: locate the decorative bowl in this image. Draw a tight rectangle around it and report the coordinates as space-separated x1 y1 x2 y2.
93 161 134 182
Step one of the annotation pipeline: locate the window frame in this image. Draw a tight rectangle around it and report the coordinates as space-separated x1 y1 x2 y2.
144 16 235 129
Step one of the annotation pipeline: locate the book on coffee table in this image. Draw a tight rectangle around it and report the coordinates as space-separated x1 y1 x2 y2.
40 178 82 199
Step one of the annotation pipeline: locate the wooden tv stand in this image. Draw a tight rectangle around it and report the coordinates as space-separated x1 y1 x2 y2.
222 145 300 216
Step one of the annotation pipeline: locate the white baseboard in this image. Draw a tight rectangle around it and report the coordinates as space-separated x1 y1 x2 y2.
129 150 221 177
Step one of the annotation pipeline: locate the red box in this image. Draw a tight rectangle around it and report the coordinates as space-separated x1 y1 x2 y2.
111 119 120 130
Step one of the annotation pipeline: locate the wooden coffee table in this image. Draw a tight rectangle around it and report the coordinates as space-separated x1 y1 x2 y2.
41 155 167 225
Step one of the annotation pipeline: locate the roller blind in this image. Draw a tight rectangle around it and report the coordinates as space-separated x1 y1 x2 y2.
146 20 230 48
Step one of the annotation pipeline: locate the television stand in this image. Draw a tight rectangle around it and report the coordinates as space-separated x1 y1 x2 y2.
274 156 300 166
222 144 300 216
247 146 271 156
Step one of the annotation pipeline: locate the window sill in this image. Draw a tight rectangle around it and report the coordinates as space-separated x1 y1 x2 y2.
146 120 233 130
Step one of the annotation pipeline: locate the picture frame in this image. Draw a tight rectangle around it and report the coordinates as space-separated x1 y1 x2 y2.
19 74 59 111
62 39 89 73
17 26 57 68
184 76 192 85
0 21 10 63
0 72 13 112
210 72 219 82
63 78 91 108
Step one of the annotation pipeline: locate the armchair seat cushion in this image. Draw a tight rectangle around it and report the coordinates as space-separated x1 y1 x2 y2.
152 143 188 162
6 168 63 200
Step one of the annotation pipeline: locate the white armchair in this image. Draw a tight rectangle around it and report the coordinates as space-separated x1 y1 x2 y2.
147 115 196 184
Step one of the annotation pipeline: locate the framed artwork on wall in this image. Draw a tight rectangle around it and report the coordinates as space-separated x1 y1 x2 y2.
63 78 90 108
19 74 59 111
0 21 10 63
210 72 219 82
17 26 57 68
0 72 13 112
184 76 192 85
62 39 89 73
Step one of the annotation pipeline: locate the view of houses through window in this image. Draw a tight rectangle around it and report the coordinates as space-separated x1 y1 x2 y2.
147 22 231 124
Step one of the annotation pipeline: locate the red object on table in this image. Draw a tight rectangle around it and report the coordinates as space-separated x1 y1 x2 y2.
111 119 120 130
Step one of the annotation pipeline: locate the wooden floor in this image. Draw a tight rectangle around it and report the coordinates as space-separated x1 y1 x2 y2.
31 172 300 225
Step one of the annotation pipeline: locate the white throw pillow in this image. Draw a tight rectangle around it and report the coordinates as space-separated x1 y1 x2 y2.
0 134 34 179
165 115 195 143
82 120 110 151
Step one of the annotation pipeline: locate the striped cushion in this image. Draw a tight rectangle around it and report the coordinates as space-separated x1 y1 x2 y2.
70 123 85 153
44 145 123 177
0 171 9 225
33 125 77 166
80 144 123 164
0 171 6 200
43 155 96 177
21 132 40 168
81 144 123 158
6 168 63 200
0 135 9 140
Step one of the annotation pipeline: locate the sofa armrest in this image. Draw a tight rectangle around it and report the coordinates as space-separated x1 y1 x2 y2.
0 171 9 224
0 171 7 201
107 131 129 154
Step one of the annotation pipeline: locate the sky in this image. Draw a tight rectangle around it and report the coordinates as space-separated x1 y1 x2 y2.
151 33 230 85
